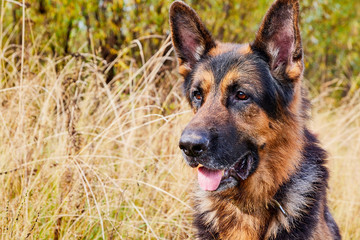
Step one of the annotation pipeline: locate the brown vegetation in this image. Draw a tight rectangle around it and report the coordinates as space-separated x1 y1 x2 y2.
0 0 359 239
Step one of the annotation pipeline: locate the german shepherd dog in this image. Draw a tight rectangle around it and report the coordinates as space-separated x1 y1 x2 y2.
169 0 341 239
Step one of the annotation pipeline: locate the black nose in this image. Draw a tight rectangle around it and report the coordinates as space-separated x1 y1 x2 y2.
179 130 209 157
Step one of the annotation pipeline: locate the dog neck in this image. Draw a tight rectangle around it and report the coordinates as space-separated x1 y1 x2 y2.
192 128 329 239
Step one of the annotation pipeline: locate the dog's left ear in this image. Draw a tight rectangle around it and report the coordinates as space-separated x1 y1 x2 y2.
169 1 216 77
251 0 303 82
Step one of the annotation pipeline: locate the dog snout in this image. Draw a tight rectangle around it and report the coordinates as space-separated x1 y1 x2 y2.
179 130 209 157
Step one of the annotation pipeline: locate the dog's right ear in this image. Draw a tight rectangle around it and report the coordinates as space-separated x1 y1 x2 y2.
169 1 216 77
251 0 303 82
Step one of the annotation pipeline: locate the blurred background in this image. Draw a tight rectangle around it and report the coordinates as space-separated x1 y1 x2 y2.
0 0 359 239
4 0 360 98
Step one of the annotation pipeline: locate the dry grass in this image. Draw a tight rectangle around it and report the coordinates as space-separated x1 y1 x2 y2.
311 91 360 239
0 31 359 240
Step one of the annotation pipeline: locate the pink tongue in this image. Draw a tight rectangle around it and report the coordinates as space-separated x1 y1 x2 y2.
197 167 223 191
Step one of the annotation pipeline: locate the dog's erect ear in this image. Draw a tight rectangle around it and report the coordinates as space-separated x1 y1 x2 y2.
251 0 303 82
169 1 216 77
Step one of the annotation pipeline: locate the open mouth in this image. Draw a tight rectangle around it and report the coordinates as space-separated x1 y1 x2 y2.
197 153 254 192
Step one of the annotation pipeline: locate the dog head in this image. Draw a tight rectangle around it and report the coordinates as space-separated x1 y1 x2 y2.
170 0 305 195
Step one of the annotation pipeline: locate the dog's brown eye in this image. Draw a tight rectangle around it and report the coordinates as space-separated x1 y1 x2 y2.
193 91 202 101
236 91 249 101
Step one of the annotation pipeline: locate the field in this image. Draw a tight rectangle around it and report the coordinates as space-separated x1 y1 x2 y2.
0 0 360 239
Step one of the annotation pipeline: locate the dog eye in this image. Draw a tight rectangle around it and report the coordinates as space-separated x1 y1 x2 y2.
193 90 202 101
235 91 249 101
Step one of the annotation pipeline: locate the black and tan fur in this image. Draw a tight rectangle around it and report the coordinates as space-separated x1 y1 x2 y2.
169 0 341 239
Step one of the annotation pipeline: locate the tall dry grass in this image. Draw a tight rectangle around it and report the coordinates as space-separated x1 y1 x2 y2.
0 35 193 239
0 29 359 240
311 91 360 239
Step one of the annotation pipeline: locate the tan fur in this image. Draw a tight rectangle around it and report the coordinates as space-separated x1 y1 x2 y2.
195 68 215 98
238 44 252 55
178 59 191 77
209 42 252 56
233 106 304 206
286 60 303 80
195 190 270 240
219 67 258 96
